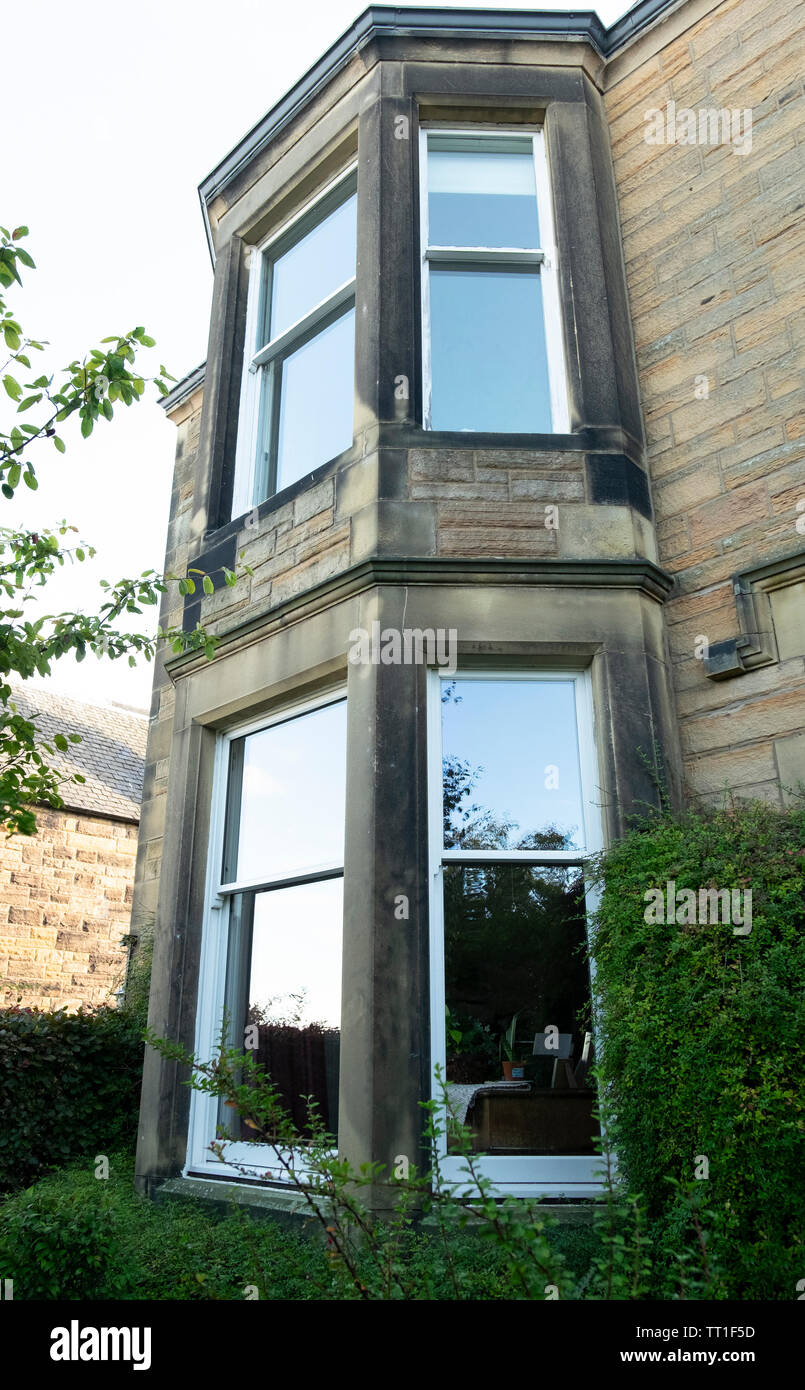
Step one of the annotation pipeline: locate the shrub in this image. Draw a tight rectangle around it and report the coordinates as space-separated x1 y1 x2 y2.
0 1005 143 1191
0 1155 540 1300
0 1177 131 1299
591 798 805 1299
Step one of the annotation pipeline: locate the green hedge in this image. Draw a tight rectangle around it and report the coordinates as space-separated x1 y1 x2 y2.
592 798 805 1299
0 1155 601 1300
0 1005 143 1191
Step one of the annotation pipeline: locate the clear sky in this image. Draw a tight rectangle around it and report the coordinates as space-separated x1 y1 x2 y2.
4 0 634 712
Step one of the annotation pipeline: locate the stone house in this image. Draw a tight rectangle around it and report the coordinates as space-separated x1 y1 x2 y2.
134 0 805 1210
0 687 147 1011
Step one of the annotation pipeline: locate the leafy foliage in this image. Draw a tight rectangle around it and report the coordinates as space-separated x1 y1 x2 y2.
0 225 174 486
141 1029 722 1301
0 1005 143 1191
0 1178 132 1300
0 1154 544 1301
0 223 251 835
590 798 805 1299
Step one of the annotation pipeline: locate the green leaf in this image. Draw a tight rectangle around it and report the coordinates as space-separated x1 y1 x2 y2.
3 375 21 400
23 470 37 490
53 435 66 453
202 575 214 595
11 226 29 239
80 416 93 438
54 734 69 752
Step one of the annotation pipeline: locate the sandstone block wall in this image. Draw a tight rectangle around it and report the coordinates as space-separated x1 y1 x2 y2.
606 0 805 803
0 809 138 1011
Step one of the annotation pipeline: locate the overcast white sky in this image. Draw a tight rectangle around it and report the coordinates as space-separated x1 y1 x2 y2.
4 0 633 712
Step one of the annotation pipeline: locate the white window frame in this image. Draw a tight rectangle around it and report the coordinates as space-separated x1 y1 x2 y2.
185 686 347 1183
426 667 607 1198
231 163 358 520
419 126 569 435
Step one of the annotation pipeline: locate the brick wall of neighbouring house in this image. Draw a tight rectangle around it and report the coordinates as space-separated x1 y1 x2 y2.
0 809 138 1011
606 0 805 804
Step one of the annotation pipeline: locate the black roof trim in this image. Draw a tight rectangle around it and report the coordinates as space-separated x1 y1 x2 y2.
198 1 683 219
159 362 206 414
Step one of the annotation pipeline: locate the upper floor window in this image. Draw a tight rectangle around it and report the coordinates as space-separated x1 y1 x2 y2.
420 130 568 434
232 169 357 517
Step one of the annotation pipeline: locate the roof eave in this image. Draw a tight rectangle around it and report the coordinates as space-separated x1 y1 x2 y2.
197 0 685 263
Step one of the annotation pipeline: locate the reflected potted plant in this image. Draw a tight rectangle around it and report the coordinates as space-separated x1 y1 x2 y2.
445 1006 496 1081
500 1012 527 1081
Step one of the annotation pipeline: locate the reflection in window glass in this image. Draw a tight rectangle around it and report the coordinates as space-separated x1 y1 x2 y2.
427 141 539 248
441 679 585 851
274 309 355 492
443 864 598 1156
228 699 346 885
268 193 357 341
429 268 550 432
223 879 343 1140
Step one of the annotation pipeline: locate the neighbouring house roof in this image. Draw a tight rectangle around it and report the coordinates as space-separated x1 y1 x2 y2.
159 361 206 415
8 686 148 823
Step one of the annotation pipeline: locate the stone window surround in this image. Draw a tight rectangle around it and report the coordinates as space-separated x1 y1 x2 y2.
194 50 647 544
703 549 805 680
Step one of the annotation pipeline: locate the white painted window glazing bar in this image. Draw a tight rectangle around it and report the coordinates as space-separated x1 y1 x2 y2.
425 247 545 265
250 278 355 371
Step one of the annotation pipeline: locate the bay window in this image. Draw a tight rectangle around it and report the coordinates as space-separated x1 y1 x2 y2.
232 170 357 518
420 129 569 434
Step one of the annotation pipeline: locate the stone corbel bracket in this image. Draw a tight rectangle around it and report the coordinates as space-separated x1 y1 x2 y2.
704 550 805 681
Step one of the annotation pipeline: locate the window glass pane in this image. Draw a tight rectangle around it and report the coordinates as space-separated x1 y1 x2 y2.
223 879 342 1140
443 864 598 1156
229 699 346 884
430 267 551 432
267 192 357 341
275 309 355 492
427 139 539 248
441 679 585 851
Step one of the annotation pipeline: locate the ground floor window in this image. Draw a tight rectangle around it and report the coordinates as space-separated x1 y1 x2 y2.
428 670 604 1195
188 692 346 1178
